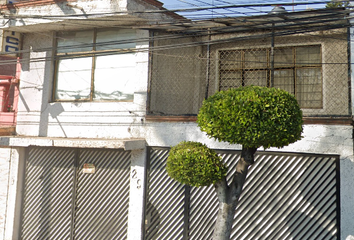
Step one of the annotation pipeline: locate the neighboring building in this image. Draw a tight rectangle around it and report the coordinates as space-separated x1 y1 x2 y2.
0 30 20 135
0 1 352 240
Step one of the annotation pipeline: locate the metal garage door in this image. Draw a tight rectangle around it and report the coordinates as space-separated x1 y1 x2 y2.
20 147 131 240
145 147 340 240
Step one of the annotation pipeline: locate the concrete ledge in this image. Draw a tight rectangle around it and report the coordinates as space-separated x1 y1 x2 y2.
0 136 146 150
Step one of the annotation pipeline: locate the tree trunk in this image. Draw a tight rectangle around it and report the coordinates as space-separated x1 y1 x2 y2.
212 179 238 240
212 147 257 240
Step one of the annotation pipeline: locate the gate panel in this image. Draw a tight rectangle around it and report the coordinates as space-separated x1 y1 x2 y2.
21 147 76 240
230 154 338 240
189 151 241 240
146 148 340 240
145 148 186 240
73 149 131 240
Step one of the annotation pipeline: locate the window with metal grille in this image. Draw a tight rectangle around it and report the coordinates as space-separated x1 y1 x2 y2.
53 29 137 102
218 45 322 109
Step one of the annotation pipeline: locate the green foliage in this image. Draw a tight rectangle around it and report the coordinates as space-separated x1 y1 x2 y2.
326 0 349 8
197 86 303 149
166 141 227 187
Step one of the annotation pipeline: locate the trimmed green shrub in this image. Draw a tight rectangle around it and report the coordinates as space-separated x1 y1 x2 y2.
326 0 349 8
166 141 227 187
197 86 303 149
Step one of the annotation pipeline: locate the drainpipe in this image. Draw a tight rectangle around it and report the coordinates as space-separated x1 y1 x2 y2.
205 29 211 99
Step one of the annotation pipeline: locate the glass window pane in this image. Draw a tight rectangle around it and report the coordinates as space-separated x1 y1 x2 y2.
219 50 242 71
296 68 322 108
55 57 92 100
274 48 293 67
274 69 294 94
219 71 242 91
93 54 136 101
245 49 267 69
96 29 136 51
296 46 321 65
57 31 93 53
244 70 267 86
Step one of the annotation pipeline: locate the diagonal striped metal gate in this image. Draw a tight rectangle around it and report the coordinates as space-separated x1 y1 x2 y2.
20 147 131 240
145 147 340 240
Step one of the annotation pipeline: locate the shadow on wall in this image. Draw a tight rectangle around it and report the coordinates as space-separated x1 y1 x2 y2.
18 34 55 137
48 103 67 137
38 56 56 137
56 0 87 15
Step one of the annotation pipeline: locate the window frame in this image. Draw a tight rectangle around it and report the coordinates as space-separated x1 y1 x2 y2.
217 45 323 109
53 28 137 102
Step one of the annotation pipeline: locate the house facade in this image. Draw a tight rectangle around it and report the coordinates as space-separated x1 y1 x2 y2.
0 1 352 239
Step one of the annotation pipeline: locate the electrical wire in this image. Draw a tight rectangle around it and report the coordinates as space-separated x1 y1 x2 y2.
0 1 345 19
0 23 349 68
0 2 349 32
0 2 351 67
0 0 349 110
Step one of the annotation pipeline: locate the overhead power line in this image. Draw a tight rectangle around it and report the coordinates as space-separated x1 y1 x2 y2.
0 16 349 60
0 1 346 19
0 21 350 68
0 3 351 67
0 5 349 36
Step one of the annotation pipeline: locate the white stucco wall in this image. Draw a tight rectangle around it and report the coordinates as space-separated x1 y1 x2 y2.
0 148 22 240
127 149 146 240
0 148 10 240
16 29 149 138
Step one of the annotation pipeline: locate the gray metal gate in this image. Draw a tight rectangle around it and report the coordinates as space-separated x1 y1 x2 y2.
21 147 131 240
145 147 340 240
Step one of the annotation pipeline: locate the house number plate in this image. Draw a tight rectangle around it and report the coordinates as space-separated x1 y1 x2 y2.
83 163 96 174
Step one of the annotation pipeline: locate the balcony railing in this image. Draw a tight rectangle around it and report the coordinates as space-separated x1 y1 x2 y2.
0 76 18 127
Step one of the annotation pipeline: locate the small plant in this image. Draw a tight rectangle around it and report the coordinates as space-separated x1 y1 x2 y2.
166 141 227 187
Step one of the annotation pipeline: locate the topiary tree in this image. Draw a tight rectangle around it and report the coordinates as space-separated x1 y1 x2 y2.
166 86 303 240
326 0 349 8
166 141 227 187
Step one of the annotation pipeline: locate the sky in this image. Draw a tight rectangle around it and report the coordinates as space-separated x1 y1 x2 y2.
158 0 329 19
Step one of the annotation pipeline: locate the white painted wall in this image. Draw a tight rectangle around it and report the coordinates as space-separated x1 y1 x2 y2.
127 149 147 240
0 148 23 240
16 29 149 138
0 148 11 240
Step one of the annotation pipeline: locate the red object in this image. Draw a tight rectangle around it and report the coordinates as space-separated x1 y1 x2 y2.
0 57 20 126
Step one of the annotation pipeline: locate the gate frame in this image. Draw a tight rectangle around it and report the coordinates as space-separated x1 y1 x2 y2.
144 146 341 240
